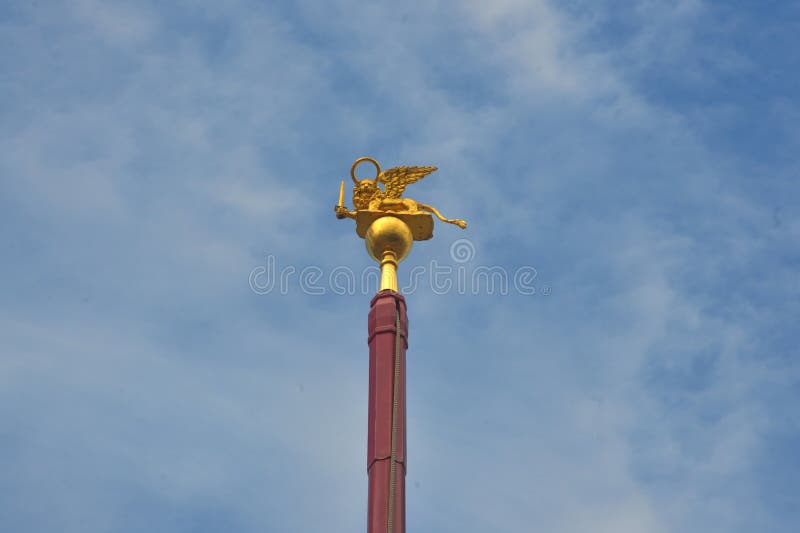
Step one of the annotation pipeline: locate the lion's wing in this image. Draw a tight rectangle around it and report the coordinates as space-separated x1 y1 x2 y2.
380 166 437 199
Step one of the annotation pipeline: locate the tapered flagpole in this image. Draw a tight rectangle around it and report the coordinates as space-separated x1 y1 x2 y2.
366 289 407 533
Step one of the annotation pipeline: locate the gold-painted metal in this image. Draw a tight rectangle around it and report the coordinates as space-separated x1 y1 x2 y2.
337 180 345 210
365 216 413 292
335 156 467 293
356 210 434 241
336 158 467 229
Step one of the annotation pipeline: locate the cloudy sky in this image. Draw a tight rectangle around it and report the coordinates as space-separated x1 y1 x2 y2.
2 1 799 532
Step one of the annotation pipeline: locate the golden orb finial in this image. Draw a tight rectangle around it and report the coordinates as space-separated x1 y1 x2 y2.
365 216 414 292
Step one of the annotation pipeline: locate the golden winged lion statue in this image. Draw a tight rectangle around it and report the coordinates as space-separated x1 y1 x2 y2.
335 157 466 240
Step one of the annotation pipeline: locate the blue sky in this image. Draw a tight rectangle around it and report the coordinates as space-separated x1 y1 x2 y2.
1 1 799 531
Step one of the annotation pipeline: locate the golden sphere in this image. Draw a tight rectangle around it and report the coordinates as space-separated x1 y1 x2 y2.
365 216 414 263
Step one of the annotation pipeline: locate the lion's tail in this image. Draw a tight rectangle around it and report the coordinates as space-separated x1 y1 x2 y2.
417 203 467 228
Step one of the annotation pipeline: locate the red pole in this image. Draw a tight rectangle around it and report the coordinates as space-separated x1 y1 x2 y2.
366 290 407 533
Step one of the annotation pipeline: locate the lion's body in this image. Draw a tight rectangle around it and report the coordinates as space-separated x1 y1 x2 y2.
344 166 466 229
369 197 419 212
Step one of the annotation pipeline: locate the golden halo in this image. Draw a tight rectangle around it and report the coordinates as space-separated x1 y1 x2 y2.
351 157 382 185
